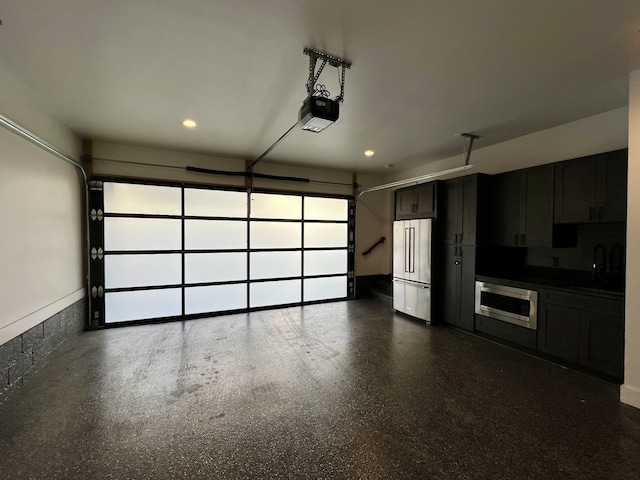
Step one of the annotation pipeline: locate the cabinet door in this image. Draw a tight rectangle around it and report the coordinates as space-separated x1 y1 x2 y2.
537 303 580 363
395 188 416 219
440 244 460 325
459 177 478 246
521 165 554 247
579 311 624 379
457 246 476 330
414 184 436 218
441 181 462 244
490 172 521 246
554 157 597 223
597 150 627 222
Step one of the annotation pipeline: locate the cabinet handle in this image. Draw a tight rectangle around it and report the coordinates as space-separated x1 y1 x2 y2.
455 261 460 266
514 233 519 246
520 233 526 245
598 206 603 220
588 206 594 220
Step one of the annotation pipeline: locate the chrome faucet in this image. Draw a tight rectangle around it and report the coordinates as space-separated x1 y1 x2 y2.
592 243 607 283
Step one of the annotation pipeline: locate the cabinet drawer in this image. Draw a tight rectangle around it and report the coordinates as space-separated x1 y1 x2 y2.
537 289 624 317
475 314 537 349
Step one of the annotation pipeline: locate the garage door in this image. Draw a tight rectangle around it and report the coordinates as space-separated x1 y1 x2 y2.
88 180 354 325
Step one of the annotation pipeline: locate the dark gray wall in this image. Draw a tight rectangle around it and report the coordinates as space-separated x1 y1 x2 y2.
0 298 86 404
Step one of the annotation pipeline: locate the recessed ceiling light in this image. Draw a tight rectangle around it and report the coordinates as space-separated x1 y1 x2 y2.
364 149 375 157
182 119 197 128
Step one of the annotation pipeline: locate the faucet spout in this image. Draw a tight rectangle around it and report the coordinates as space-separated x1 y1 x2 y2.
592 243 607 283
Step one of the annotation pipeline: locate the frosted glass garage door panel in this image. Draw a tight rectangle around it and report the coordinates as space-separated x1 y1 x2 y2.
304 197 348 221
250 251 301 279
104 183 181 215
104 218 182 251
250 193 301 219
185 220 247 250
304 276 347 302
105 289 182 323
185 284 247 314
304 223 348 248
185 253 247 283
184 189 247 218
304 250 347 276
105 254 181 288
250 222 301 249
250 280 301 308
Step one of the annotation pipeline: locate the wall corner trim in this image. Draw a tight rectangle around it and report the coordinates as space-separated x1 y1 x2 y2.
620 384 640 410
0 288 86 346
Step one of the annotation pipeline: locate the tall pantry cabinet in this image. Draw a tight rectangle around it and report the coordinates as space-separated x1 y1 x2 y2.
436 175 489 330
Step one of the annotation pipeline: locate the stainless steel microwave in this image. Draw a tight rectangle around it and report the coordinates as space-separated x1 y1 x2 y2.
475 282 538 330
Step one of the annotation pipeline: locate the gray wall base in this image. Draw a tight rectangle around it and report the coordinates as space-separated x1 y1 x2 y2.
0 297 86 404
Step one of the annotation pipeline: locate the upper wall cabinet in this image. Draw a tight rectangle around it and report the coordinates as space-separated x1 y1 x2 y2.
554 149 627 223
489 164 554 247
395 183 436 220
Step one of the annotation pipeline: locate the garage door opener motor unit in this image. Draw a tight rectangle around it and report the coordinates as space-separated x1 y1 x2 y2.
299 96 340 133
299 48 351 133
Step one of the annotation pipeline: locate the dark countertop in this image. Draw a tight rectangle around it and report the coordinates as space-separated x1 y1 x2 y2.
476 273 625 299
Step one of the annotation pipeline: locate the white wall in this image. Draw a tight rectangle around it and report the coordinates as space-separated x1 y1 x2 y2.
0 57 84 346
621 70 640 409
355 177 392 277
92 142 355 196
382 107 629 183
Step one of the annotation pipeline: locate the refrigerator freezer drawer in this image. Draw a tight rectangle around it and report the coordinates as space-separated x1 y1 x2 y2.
393 278 431 322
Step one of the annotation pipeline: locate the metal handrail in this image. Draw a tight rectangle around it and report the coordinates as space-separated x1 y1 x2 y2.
362 236 385 256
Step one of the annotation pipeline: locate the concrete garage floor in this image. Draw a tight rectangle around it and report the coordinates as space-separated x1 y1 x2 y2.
1 298 640 479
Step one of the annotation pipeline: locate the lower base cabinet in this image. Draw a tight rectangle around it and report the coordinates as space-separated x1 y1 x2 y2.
537 303 580 363
537 290 624 380
441 245 475 330
578 311 624 378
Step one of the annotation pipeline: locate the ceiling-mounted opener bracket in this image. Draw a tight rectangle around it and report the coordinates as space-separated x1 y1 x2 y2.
457 133 480 166
303 48 352 103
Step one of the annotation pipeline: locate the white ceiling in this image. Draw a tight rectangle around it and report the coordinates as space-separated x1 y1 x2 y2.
1 1 640 174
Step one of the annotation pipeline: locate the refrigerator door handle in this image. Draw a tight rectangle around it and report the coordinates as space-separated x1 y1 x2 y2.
409 227 415 273
404 228 410 273
393 278 430 288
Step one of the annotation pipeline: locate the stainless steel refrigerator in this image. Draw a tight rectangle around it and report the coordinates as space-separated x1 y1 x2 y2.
393 219 432 322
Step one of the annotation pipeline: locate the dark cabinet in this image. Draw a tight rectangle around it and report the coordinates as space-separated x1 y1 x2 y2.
554 149 627 223
441 245 476 330
597 150 627 222
536 288 624 380
395 183 436 220
537 303 580 363
437 175 487 329
441 175 486 245
489 165 554 247
579 311 624 378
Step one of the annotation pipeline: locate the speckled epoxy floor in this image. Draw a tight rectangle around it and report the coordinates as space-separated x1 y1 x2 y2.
1 298 640 479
